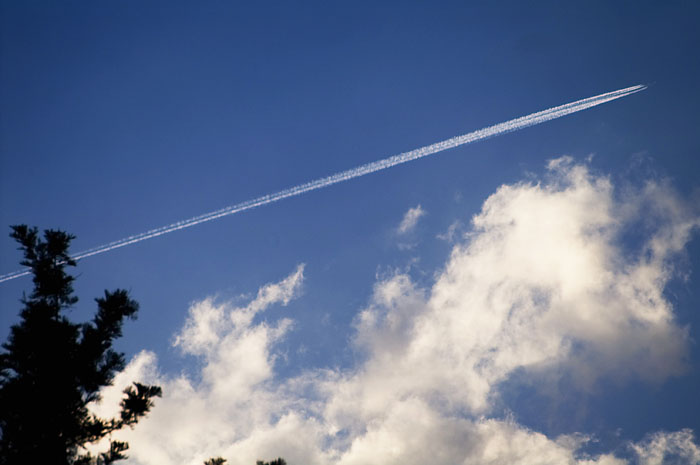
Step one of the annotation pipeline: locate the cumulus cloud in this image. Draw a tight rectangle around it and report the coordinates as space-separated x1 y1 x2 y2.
88 265 309 465
173 264 305 357
397 205 426 235
97 158 699 465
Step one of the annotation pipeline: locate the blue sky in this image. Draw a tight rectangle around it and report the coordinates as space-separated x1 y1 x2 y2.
1 2 699 464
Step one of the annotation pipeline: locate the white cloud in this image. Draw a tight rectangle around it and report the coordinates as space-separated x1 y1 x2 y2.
173 264 305 357
631 429 700 465
397 205 426 235
100 159 699 465
437 220 464 242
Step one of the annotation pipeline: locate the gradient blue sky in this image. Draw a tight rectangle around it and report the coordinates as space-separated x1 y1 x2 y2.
1 2 699 464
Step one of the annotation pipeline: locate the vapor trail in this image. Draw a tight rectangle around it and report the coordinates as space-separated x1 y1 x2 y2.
0 84 646 283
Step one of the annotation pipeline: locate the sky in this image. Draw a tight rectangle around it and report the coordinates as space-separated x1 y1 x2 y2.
1 1 700 464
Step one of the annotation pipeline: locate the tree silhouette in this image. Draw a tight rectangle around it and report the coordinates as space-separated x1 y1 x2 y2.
256 459 287 465
204 458 227 465
0 226 162 465
203 457 286 465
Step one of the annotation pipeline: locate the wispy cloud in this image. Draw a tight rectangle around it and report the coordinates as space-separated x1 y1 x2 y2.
397 205 426 235
436 220 463 242
631 429 700 464
92 157 699 465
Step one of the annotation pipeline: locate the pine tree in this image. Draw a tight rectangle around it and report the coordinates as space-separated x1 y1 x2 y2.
0 226 162 464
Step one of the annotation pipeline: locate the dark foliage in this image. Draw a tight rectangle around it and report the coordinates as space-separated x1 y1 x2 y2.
204 457 286 465
204 458 227 465
0 226 162 465
256 459 287 465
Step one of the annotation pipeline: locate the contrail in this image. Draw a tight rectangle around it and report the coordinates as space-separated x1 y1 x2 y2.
0 84 646 283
